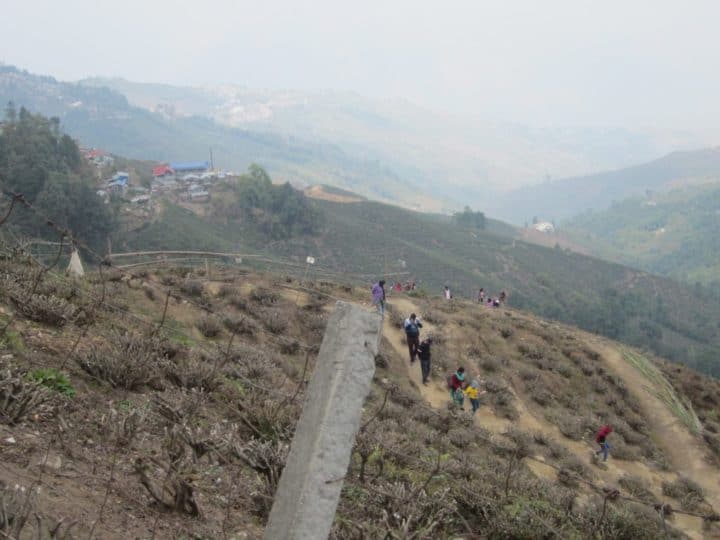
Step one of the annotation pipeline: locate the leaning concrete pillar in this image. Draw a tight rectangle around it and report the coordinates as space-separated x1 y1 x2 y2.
264 301 381 540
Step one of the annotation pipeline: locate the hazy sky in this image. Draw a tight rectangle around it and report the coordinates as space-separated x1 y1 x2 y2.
3 0 720 130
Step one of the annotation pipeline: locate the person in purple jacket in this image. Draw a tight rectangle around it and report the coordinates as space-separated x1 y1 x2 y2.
371 280 386 316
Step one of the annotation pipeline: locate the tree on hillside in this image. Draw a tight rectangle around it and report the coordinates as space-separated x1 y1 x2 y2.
0 106 113 252
453 206 486 230
230 164 324 240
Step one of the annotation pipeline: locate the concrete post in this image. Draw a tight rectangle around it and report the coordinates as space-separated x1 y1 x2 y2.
264 301 382 540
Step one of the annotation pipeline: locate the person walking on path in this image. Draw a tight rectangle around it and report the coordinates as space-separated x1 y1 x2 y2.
417 336 433 385
444 285 452 300
464 379 487 415
403 313 423 363
371 280 386 316
447 367 466 409
478 288 485 303
595 424 613 461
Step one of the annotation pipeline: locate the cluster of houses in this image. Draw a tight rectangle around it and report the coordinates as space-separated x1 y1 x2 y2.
82 147 236 209
152 161 231 203
81 148 114 168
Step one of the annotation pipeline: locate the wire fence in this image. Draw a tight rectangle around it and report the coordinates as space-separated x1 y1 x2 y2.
0 187 718 539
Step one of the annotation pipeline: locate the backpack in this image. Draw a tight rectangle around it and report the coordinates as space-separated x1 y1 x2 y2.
446 374 454 390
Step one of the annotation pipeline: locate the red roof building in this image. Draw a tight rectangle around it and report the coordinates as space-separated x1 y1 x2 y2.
152 165 175 177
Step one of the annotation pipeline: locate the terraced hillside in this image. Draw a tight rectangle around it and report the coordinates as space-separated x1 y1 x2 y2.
0 254 718 538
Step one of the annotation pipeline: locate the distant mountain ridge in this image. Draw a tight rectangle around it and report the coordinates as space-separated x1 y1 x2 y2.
0 65 417 206
495 147 720 224
79 75 706 208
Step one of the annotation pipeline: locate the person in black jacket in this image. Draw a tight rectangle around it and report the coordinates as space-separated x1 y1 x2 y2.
417 336 433 385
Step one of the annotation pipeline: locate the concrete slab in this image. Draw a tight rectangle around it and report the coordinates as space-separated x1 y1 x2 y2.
264 301 381 540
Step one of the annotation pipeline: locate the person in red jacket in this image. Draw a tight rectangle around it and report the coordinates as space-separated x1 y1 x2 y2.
595 425 613 461
447 367 466 409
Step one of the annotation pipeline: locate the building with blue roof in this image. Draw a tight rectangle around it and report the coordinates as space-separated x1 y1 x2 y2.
170 161 209 173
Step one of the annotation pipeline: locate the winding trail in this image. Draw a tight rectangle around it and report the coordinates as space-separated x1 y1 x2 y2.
381 296 720 539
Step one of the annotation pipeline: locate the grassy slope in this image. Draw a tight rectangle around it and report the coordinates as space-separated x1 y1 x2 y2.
561 183 720 287
118 196 720 377
0 259 718 538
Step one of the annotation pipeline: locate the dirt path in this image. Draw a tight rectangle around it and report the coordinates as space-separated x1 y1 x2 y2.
591 338 720 513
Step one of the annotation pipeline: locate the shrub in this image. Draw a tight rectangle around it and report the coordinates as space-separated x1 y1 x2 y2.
547 411 584 441
422 310 446 325
500 328 513 339
27 368 75 397
480 356 500 373
217 283 237 298
558 454 590 479
260 309 289 334
610 439 640 461
279 339 300 355
77 330 163 391
529 386 553 407
662 477 705 510
7 283 76 327
0 364 50 425
554 363 573 379
519 368 537 381
180 279 204 297
196 316 222 338
163 353 220 392
250 287 279 306
618 475 658 504
228 295 248 311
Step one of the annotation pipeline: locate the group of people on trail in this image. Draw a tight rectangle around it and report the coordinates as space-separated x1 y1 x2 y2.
447 367 487 413
478 287 506 307
371 279 612 463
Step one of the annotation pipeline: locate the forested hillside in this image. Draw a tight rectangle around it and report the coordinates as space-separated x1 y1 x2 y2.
562 184 720 287
0 104 113 251
495 148 720 224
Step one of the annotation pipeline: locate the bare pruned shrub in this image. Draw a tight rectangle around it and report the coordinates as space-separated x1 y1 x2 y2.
303 293 326 312
546 410 584 440
228 294 247 311
662 477 706 511
180 279 204 297
77 330 163 390
0 364 50 425
164 353 220 392
559 454 590 479
481 356 500 373
260 309 289 334
233 439 289 517
0 482 36 537
250 287 279 306
223 314 258 337
555 363 573 379
217 283 237 298
6 282 76 327
504 428 533 457
491 391 518 420
135 456 199 516
529 385 553 407
422 310 446 325
609 438 640 461
448 427 473 449
279 338 300 355
581 499 667 540
618 475 658 505
196 315 222 338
